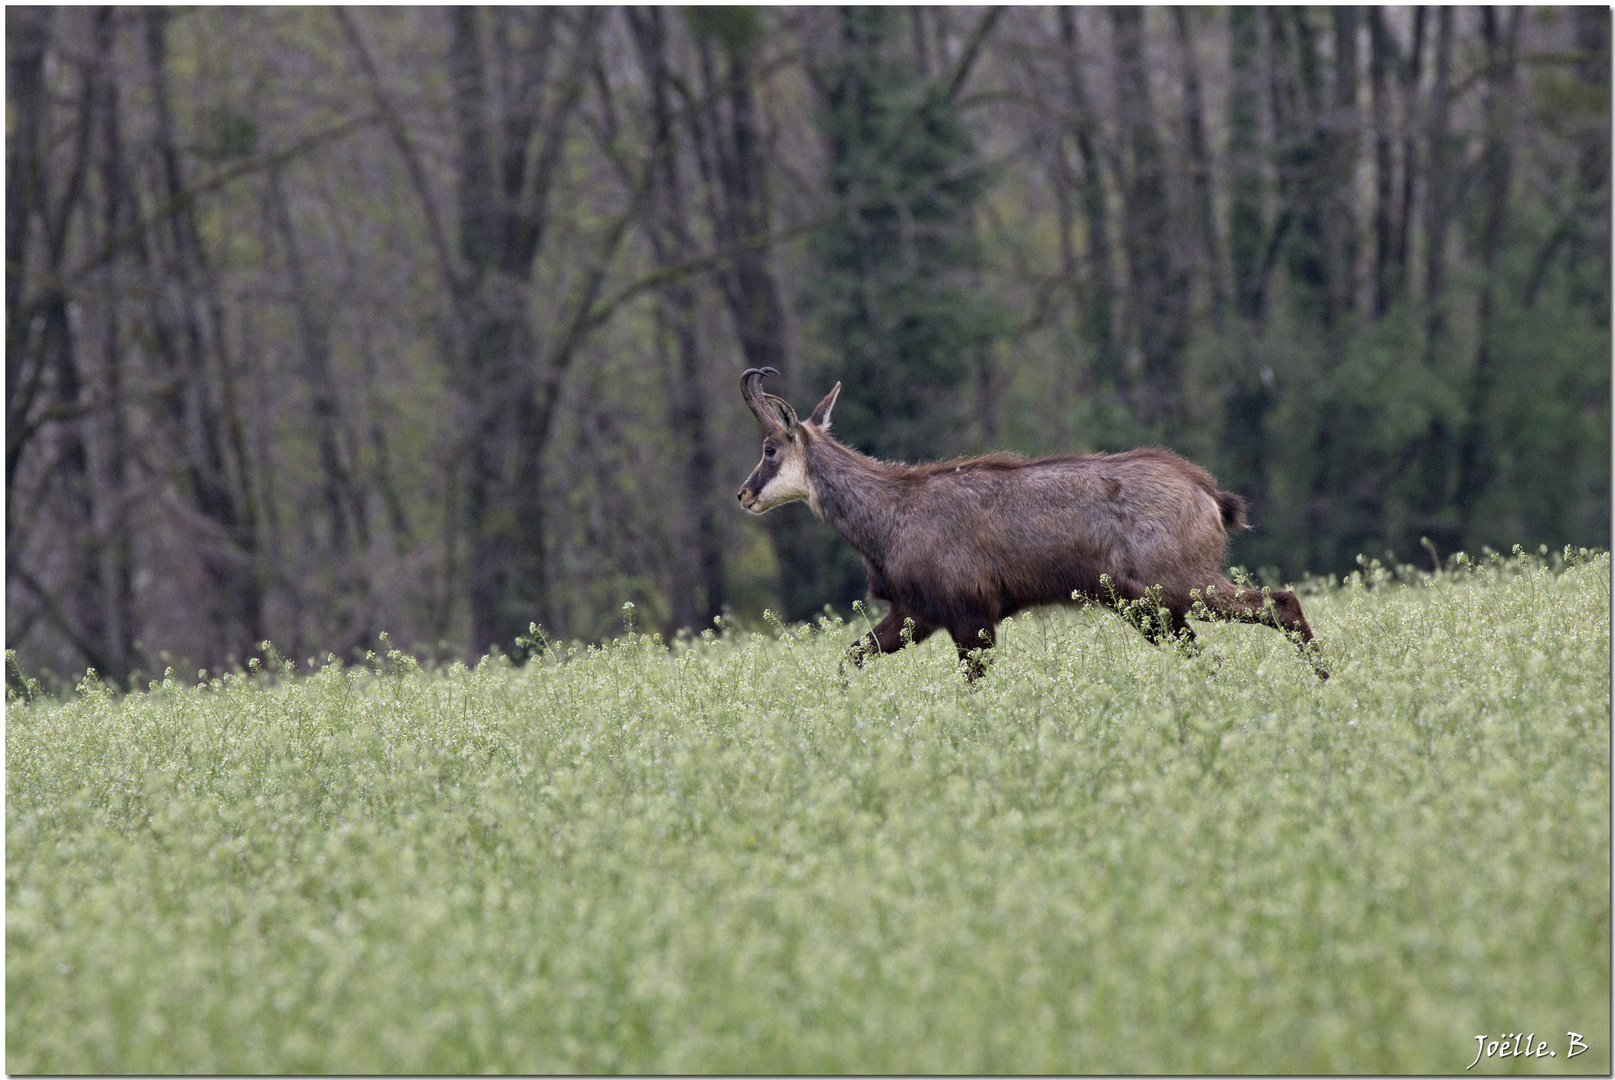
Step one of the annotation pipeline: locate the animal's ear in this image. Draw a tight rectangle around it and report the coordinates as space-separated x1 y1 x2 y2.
764 393 798 432
808 382 842 430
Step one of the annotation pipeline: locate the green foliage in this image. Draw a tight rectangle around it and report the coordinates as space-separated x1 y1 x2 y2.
683 6 762 56
1226 6 1265 322
198 105 259 164
1210 224 1611 583
8 7 1608 678
10 553 1609 1072
791 7 1008 618
806 6 1002 465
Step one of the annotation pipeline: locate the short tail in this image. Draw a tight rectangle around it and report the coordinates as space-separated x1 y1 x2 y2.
1215 490 1248 531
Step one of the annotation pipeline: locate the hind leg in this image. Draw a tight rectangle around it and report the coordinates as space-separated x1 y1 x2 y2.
947 620 997 682
1105 575 1197 651
1197 583 1314 642
1197 581 1327 678
1137 604 1201 654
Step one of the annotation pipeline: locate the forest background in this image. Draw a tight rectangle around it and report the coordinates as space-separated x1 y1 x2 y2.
6 5 1609 684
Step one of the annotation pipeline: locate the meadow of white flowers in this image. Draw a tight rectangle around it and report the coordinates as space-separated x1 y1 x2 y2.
8 551 1608 1072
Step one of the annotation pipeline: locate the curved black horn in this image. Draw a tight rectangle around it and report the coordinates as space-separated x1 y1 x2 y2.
741 367 795 432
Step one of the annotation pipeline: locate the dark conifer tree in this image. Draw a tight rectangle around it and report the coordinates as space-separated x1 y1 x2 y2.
785 6 1003 618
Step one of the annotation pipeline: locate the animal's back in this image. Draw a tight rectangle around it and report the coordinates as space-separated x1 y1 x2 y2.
890 448 1233 609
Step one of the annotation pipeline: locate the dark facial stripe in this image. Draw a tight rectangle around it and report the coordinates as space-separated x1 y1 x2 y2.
741 454 780 499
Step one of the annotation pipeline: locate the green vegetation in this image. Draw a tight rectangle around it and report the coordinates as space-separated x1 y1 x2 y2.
8 552 1609 1073
9 9 1610 677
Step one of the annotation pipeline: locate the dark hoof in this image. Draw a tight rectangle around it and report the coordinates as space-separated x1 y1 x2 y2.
1303 640 1328 681
959 653 990 682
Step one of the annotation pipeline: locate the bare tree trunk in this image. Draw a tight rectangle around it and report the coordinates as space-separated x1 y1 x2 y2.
1456 7 1522 528
1304 8 1363 573
1412 6 1459 553
1266 9 1326 327
45 146 103 677
449 5 512 656
1174 8 1225 316
143 7 265 662
267 163 372 652
91 6 137 680
1112 8 1186 432
343 6 632 655
1323 6 1359 329
688 33 789 375
910 7 931 78
1369 7 1397 318
627 9 725 633
354 324 411 546
1222 5 1272 530
5 8 52 500
1057 8 1118 386
1423 6 1455 360
685 17 804 618
1573 7 1612 305
1394 8 1426 294
7 8 142 680
1227 6 1266 324
448 7 603 655
1050 87 1077 291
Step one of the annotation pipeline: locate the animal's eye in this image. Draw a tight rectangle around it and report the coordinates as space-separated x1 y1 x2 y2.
764 445 776 458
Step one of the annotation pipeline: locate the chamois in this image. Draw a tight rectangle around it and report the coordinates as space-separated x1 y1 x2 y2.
737 368 1325 680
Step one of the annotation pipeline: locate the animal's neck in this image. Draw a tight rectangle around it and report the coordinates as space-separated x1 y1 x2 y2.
803 433 902 568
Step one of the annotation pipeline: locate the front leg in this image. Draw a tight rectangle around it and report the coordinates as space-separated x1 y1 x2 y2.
849 610 936 667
